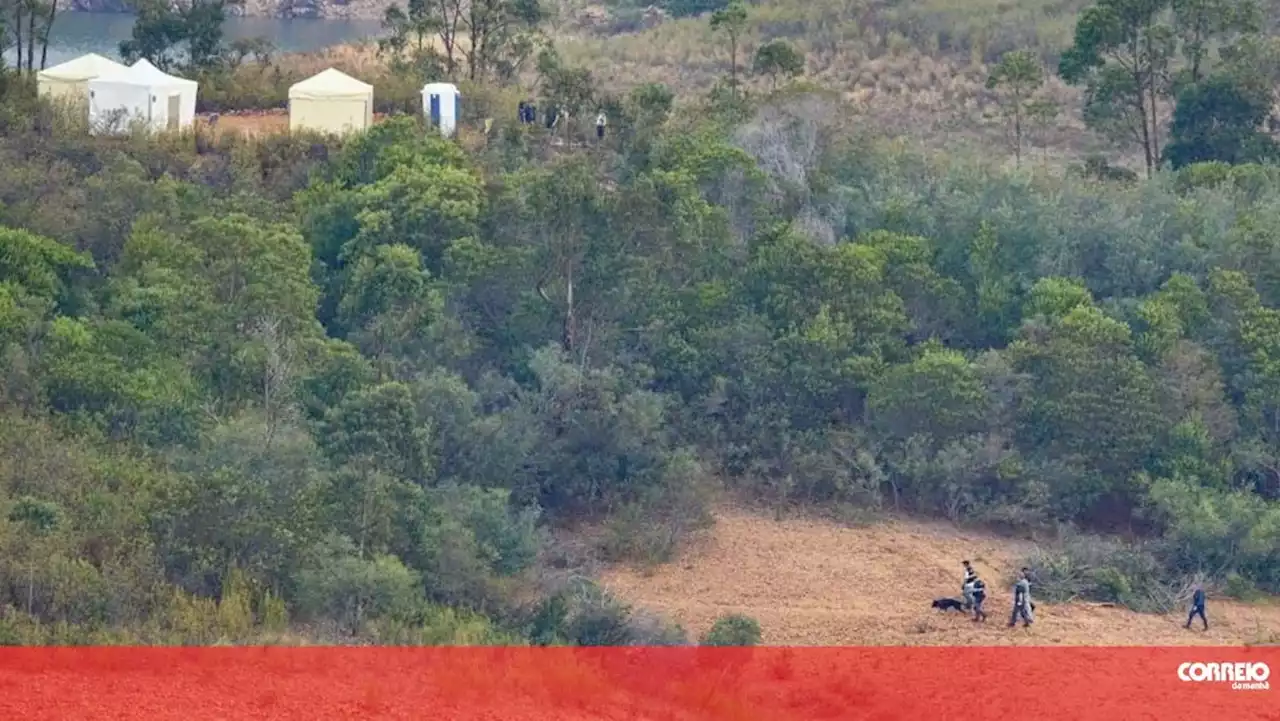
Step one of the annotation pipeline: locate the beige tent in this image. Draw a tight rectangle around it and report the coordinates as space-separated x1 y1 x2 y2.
37 53 128 103
288 69 374 136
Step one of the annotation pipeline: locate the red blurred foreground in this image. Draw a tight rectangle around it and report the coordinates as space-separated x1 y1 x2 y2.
0 646 1274 720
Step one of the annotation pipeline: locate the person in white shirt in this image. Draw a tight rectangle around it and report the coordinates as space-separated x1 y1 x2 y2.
962 560 977 609
596 111 607 139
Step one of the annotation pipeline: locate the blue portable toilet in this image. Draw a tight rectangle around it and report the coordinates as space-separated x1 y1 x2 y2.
421 82 460 138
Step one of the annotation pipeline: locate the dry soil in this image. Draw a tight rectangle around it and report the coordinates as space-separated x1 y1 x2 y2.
599 506 1280 646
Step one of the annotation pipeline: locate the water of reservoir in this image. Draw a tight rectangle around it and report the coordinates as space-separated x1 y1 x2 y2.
3 12 384 68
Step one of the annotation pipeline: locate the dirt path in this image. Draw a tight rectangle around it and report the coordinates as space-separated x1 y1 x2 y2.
599 506 1280 646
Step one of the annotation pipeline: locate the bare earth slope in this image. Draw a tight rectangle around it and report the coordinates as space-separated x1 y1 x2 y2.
599 507 1280 646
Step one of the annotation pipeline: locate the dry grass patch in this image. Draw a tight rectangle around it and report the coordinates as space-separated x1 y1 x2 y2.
600 505 1280 646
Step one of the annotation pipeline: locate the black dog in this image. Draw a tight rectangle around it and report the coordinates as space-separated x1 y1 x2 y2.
932 598 966 612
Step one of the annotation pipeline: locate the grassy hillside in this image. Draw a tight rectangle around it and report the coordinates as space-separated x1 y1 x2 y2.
234 0 1110 162
554 0 1096 156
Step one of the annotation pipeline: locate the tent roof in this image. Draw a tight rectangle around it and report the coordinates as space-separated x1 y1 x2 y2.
38 53 128 82
289 68 373 100
91 58 198 89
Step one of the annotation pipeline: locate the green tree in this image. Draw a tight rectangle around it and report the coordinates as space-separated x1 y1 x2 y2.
1024 97 1062 161
709 1 748 99
461 0 543 81
1162 72 1278 169
752 39 804 90
8 0 60 74
379 0 440 60
38 316 202 445
110 213 321 408
337 243 449 376
120 0 240 72
416 482 541 609
321 381 432 484
340 159 484 276
163 416 328 596
867 347 990 447
1171 0 1260 85
377 0 457 78
495 156 611 354
294 534 423 635
986 50 1044 165
1010 299 1166 519
1059 0 1176 177
7 496 61 615
0 227 94 310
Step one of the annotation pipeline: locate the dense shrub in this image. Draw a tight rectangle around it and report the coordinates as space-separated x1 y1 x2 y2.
700 614 762 646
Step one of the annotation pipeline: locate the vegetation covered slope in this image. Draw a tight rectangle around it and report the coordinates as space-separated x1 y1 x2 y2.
2 0 1280 645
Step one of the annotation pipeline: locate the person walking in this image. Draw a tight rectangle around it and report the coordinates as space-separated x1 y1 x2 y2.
596 111 607 140
962 560 978 610
1008 567 1033 628
971 577 988 622
1185 584 1208 631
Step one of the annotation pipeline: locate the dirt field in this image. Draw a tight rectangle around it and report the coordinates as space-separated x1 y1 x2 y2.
599 506 1280 646
194 110 289 137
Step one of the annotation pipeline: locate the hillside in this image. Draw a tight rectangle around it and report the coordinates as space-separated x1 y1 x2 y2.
557 0 1102 159
7 0 1280 648
601 507 1280 645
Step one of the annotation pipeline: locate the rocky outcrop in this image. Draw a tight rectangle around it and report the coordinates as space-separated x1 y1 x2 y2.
274 0 325 18
66 0 134 12
271 0 393 19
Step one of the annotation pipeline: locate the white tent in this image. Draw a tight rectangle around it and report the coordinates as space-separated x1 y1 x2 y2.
422 82 461 138
86 59 198 135
37 53 128 103
288 68 374 136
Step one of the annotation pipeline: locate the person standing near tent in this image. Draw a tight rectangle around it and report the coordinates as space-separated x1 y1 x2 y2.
1009 567 1033 628
1185 584 1208 631
962 560 977 610
596 111 607 139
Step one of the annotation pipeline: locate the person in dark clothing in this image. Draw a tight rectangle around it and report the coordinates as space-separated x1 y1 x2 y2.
518 101 527 123
596 111 607 139
1185 585 1208 630
1009 567 1033 628
971 577 988 622
545 105 559 129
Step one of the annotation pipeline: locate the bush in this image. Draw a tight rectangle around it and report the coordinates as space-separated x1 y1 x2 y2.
1223 572 1264 602
1022 531 1179 613
598 475 715 565
700 613 762 646
292 535 425 635
522 578 688 646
